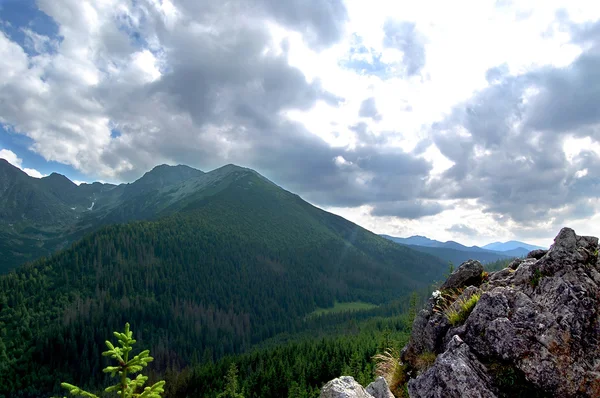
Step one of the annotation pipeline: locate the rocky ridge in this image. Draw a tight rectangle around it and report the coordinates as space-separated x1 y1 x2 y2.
321 228 600 397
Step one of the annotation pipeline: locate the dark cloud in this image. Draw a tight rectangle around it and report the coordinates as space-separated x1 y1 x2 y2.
447 224 479 237
249 122 433 209
524 52 600 134
371 200 450 219
171 0 348 49
428 21 600 225
383 20 426 77
358 97 382 121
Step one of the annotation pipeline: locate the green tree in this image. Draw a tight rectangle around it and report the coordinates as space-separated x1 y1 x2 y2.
217 363 244 398
407 292 419 325
61 323 165 398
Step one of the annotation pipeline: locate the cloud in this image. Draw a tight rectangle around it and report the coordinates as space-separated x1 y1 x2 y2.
358 97 382 121
1 0 600 244
427 16 600 227
446 224 479 237
371 200 450 219
0 149 44 178
383 20 426 77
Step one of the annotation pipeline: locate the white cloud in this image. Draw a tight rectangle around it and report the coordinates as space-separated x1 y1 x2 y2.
0 0 599 243
0 149 44 178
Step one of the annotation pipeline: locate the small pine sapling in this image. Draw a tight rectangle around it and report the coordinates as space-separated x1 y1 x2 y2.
61 323 165 398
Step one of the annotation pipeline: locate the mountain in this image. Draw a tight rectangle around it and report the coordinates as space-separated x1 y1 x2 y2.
380 235 440 247
500 247 531 258
380 234 542 265
381 235 523 265
483 240 545 252
381 235 492 253
404 244 513 265
0 162 447 396
0 160 209 273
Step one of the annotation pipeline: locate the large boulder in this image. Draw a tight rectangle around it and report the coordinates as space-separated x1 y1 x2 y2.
408 336 496 398
320 376 374 398
365 377 394 398
403 228 600 397
440 259 484 290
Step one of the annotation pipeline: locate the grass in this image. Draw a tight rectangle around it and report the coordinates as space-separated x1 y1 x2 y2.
444 293 481 326
308 301 378 317
415 351 437 372
530 268 543 288
373 348 409 398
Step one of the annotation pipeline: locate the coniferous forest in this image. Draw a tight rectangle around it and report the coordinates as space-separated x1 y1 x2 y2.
0 164 446 397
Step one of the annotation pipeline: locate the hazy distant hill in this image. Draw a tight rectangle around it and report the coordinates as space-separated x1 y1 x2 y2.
380 234 537 264
483 240 545 252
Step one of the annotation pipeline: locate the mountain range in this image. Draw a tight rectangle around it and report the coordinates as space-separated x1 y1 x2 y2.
380 234 545 266
0 159 449 396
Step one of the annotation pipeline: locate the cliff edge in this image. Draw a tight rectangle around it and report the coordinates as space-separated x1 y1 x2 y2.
322 227 600 397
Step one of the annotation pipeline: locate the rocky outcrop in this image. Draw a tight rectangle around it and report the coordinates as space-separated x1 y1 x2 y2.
408 336 495 398
440 259 484 290
401 228 600 397
320 376 374 398
320 376 394 398
366 377 394 398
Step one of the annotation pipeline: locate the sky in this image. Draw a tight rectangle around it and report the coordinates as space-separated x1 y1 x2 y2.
0 0 599 247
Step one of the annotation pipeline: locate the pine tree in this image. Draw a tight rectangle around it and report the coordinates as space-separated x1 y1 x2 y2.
217 363 244 398
61 323 165 398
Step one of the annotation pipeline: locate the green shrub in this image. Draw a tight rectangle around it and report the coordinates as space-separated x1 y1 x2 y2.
415 351 437 372
61 323 165 398
444 293 481 326
530 269 543 288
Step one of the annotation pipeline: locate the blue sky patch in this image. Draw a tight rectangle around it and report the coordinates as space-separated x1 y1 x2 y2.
0 0 60 56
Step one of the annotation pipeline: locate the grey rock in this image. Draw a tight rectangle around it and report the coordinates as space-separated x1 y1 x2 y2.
441 259 484 290
403 228 600 397
324 228 600 397
408 336 496 398
320 376 373 398
527 249 548 260
508 258 523 270
365 377 394 398
401 305 450 367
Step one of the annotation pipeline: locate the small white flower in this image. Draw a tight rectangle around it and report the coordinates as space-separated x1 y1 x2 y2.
432 290 441 299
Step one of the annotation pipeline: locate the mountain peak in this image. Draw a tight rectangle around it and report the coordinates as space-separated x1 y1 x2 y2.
0 158 28 176
148 163 204 175
41 172 77 187
134 164 205 189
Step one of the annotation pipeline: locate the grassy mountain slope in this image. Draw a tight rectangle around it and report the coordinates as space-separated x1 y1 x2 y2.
0 165 446 397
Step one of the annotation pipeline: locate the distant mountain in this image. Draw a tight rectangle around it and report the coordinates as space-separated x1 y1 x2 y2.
501 247 532 258
381 235 490 253
380 234 536 265
381 235 440 247
403 244 513 265
0 161 447 396
483 240 545 252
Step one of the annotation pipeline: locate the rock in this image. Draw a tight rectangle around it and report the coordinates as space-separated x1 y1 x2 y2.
403 227 600 397
441 259 484 290
365 377 394 398
401 306 450 367
320 376 374 398
408 336 496 398
527 249 547 260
